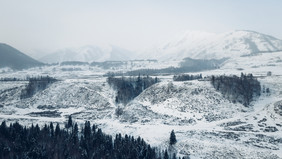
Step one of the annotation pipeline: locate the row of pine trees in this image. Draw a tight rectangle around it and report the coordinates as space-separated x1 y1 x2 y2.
0 116 186 159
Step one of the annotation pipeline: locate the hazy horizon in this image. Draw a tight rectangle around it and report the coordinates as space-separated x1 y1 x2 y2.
1 0 282 56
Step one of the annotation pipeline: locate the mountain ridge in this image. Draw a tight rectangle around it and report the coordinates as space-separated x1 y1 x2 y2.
39 45 133 63
0 43 43 70
141 30 282 61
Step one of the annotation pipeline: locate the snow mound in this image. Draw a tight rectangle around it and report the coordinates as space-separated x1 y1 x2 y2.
120 81 247 124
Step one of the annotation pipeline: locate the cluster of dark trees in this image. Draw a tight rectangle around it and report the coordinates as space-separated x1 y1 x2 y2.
107 75 159 105
60 61 89 66
0 77 23 81
211 73 261 106
20 76 57 99
179 57 226 70
0 118 182 159
173 74 202 81
106 58 226 76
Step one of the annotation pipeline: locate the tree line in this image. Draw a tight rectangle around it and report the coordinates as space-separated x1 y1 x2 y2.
0 117 185 159
20 76 57 99
173 74 202 81
211 73 261 106
107 75 159 105
105 58 226 77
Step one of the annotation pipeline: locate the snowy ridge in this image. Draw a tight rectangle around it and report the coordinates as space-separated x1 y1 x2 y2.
142 30 282 61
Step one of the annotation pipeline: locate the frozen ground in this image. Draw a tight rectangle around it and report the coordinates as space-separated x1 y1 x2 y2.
0 52 282 158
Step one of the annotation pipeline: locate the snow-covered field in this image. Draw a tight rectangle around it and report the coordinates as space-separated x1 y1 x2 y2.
0 52 282 158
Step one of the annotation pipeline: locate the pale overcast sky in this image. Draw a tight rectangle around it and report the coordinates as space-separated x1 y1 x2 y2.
0 0 282 54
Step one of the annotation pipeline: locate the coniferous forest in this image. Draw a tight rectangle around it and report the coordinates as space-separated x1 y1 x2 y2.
173 74 202 81
211 73 261 106
107 75 158 105
0 118 179 159
20 76 57 99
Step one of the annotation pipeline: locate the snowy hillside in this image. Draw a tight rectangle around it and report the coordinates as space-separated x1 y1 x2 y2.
1 73 281 158
40 45 133 63
142 30 282 61
0 44 282 158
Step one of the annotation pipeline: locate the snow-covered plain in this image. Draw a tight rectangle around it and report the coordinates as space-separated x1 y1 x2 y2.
0 51 282 158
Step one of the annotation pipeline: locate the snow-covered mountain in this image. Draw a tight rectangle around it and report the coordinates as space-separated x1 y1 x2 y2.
40 45 133 63
0 43 43 70
142 30 282 61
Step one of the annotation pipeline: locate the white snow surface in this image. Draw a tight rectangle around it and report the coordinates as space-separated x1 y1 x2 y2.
142 30 282 61
0 51 282 158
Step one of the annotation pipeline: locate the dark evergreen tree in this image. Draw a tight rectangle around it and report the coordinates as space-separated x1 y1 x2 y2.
169 130 177 145
50 122 54 137
266 88 270 94
55 123 60 137
66 115 73 129
164 149 169 159
172 153 177 159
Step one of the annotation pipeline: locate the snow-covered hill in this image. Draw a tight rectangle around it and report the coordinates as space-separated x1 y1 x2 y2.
40 45 133 63
0 47 282 158
122 81 247 123
142 30 282 61
1 74 281 158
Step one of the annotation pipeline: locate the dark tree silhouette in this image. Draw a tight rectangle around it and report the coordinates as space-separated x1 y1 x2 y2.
20 76 57 99
170 130 177 145
164 149 169 159
210 73 261 106
66 115 73 129
0 120 171 159
173 74 202 81
107 75 158 105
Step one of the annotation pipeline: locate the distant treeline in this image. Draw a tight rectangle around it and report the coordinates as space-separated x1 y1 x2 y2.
20 76 57 99
106 58 226 76
0 119 177 159
91 60 158 70
107 75 159 105
173 74 202 81
0 77 24 81
211 73 261 106
60 61 89 66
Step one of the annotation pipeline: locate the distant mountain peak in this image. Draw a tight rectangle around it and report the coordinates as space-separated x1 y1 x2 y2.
40 45 133 63
142 30 282 61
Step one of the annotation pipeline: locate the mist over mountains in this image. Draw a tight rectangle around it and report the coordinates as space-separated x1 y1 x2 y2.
1 30 282 70
39 45 133 64
141 30 282 61
32 30 282 64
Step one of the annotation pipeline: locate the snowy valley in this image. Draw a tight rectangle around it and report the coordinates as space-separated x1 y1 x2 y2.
0 30 282 159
